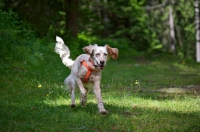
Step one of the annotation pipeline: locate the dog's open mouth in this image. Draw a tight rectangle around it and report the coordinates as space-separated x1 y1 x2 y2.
98 65 104 70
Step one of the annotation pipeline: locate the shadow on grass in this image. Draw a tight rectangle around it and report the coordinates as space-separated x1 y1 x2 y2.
113 87 200 101
132 91 195 101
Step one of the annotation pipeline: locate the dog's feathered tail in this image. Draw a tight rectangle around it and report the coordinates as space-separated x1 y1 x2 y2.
55 36 74 69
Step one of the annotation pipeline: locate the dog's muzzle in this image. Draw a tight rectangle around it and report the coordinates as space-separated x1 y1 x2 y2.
93 57 105 70
97 61 105 70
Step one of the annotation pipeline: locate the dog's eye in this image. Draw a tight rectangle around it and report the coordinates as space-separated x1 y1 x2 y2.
104 53 108 56
96 53 100 56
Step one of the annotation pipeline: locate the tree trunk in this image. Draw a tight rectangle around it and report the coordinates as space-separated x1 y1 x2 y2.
194 0 200 62
169 5 176 54
102 0 109 37
65 0 79 37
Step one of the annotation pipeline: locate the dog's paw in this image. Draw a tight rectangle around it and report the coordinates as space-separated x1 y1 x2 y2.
100 110 108 115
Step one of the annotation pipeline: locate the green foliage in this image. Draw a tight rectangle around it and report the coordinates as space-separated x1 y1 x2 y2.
173 0 195 59
0 10 35 61
147 0 196 59
78 32 140 59
0 10 66 79
79 0 159 51
1 0 198 60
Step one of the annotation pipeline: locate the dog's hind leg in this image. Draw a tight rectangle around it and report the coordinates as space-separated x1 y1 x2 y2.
64 76 76 107
76 78 87 106
70 83 76 108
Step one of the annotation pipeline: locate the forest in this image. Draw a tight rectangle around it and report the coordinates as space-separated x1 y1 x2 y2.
0 0 200 131
0 0 199 60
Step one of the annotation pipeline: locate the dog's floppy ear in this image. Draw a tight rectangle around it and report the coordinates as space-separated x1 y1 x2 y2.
106 45 118 60
83 44 97 55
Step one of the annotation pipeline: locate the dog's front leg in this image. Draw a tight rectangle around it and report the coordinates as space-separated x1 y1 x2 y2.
76 78 87 106
93 75 108 114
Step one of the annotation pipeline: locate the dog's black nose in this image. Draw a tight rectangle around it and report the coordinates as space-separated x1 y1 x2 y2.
100 61 104 64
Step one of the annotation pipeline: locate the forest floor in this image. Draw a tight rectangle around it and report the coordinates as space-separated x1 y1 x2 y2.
1 53 200 131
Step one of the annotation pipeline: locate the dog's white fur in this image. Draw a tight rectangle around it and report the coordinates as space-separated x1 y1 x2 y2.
55 36 118 114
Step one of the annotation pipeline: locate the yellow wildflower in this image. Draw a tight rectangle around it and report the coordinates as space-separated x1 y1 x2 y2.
135 80 139 85
38 83 42 88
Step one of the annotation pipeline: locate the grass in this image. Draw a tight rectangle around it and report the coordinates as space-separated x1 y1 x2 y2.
1 53 200 132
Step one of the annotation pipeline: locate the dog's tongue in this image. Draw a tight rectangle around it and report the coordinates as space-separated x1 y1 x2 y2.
98 66 104 70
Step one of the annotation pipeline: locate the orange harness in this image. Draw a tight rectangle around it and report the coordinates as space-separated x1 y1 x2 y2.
80 59 94 83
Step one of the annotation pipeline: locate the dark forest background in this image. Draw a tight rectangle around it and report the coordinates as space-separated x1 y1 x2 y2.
0 0 198 61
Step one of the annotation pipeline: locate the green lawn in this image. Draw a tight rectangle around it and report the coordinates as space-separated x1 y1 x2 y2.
1 55 200 131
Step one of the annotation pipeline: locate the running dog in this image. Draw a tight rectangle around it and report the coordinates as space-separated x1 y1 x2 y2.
55 36 118 114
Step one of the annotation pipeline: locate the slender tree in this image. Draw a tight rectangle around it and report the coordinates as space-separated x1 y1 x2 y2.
194 0 200 62
169 5 175 54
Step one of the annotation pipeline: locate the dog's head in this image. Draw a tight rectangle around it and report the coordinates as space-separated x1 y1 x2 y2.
83 44 118 70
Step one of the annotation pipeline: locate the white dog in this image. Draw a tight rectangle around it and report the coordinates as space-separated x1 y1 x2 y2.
55 36 118 114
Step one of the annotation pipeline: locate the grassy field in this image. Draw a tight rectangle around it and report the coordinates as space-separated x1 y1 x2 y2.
1 52 200 131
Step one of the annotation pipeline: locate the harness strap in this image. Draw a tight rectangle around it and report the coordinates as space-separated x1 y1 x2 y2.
80 59 94 83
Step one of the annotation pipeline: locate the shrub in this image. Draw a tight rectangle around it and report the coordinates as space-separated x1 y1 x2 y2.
0 10 35 61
